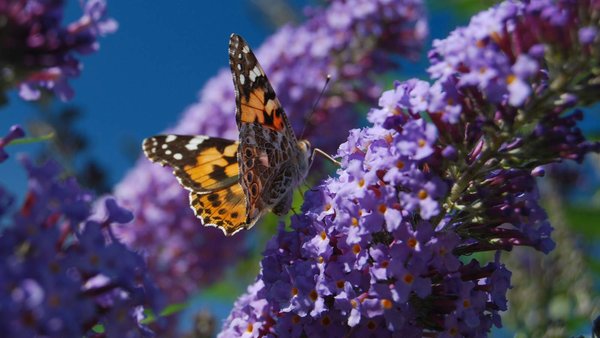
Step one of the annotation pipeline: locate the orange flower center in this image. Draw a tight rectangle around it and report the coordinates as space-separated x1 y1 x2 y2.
378 204 387 213
408 237 418 249
506 74 516 85
403 273 414 285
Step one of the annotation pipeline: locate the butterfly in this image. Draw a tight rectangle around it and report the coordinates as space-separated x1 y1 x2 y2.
143 34 326 236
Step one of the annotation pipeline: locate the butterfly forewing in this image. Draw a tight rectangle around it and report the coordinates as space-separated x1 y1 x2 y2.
228 34 308 224
143 135 240 193
228 34 293 134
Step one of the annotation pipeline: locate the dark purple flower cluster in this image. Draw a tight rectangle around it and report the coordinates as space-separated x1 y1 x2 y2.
0 158 163 337
114 0 427 306
0 125 25 163
0 0 117 101
221 0 600 336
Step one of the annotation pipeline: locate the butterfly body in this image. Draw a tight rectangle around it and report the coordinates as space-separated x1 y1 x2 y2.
143 34 312 236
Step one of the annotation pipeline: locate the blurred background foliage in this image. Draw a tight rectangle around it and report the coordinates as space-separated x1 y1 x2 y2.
1 0 599 337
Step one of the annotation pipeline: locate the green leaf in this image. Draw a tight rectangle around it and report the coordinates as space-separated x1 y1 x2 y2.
203 280 243 301
8 132 54 146
563 205 600 238
160 302 189 317
91 324 104 333
427 0 496 19
140 302 189 324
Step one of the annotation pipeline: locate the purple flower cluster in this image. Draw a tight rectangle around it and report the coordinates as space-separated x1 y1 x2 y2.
220 106 511 337
114 0 427 306
0 0 117 101
221 0 600 336
427 0 600 120
0 125 25 163
0 158 163 337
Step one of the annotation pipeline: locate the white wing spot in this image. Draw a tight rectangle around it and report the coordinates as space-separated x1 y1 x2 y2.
166 135 177 142
173 153 183 160
249 66 261 82
238 53 243 59
239 74 245 85
165 150 172 155
161 144 168 149
237 63 241 70
185 136 209 151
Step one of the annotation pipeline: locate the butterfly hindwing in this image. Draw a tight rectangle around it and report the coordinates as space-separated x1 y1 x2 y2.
189 183 252 236
142 135 239 193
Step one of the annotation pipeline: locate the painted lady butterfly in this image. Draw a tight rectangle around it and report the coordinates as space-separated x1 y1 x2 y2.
143 34 318 236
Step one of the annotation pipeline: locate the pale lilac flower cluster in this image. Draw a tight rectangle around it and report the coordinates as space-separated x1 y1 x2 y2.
114 0 427 306
0 158 163 337
0 0 117 101
221 0 600 335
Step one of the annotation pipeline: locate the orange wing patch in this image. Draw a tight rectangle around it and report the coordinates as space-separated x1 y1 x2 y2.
240 87 285 131
189 183 248 236
183 142 239 191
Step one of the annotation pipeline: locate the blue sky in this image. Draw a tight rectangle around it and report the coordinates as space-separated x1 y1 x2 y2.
0 0 297 197
0 1 483 198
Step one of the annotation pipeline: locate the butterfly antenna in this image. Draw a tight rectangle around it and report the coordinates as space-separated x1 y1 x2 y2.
299 74 331 140
313 148 341 166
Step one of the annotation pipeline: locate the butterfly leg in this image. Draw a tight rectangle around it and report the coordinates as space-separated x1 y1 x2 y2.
290 207 299 216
